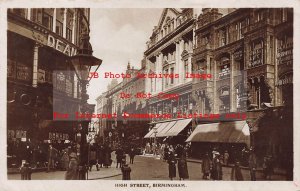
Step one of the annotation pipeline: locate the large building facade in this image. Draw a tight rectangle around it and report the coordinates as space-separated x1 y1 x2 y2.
7 8 93 166
192 8 293 169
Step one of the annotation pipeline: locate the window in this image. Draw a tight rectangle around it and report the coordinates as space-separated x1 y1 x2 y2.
66 28 72 42
170 68 174 84
31 9 42 23
219 58 230 79
255 10 264 23
11 9 26 18
56 20 63 36
184 59 189 74
220 28 227 46
66 10 73 42
42 12 53 30
164 69 169 86
249 39 264 68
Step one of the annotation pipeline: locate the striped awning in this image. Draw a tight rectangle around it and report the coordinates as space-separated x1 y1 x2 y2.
164 118 192 137
186 120 250 147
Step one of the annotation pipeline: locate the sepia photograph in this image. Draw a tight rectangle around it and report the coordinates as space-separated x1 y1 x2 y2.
6 7 294 181
1 2 299 191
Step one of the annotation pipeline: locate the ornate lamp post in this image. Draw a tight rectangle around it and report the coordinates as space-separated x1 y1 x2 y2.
70 32 102 180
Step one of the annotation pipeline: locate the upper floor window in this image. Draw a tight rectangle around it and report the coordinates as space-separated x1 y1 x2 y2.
42 9 53 30
249 39 264 68
219 28 227 47
66 10 74 42
170 67 174 84
255 10 264 23
9 9 26 18
56 20 63 36
31 9 42 23
219 57 230 79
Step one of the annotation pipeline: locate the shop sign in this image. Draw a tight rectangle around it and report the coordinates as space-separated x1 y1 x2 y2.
16 65 31 81
277 75 293 86
47 35 77 57
49 132 69 140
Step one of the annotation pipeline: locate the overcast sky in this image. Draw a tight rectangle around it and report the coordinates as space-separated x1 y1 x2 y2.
87 8 163 105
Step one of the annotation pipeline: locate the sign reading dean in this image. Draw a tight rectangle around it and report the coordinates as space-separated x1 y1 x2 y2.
47 34 77 56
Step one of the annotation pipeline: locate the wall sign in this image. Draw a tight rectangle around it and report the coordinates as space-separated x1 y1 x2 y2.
47 35 77 56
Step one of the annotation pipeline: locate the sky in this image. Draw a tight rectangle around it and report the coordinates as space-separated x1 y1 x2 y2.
87 8 163 105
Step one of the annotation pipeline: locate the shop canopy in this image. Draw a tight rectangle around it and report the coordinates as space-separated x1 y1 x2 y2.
144 118 192 138
156 121 177 137
144 123 163 138
186 120 250 147
164 118 192 137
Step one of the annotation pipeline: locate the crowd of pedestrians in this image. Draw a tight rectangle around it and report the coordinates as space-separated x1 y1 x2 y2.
143 142 275 181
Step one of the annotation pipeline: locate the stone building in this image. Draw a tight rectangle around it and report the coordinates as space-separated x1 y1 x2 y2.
7 8 94 166
143 8 196 144
190 8 293 174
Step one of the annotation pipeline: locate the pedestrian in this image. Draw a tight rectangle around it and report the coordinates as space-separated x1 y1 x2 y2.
164 145 169 161
224 150 229 166
129 147 135 164
160 144 165 160
97 145 105 168
116 147 124 168
60 148 69 171
167 151 177 180
65 152 79 180
89 144 97 171
103 144 112 168
248 148 257 181
202 153 211 180
121 164 131 180
231 161 244 180
177 156 189 180
47 144 58 172
263 155 274 180
211 152 222 180
145 142 150 154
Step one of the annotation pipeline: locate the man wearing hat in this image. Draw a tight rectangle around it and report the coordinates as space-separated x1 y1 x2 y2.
211 152 222 180
65 152 79 180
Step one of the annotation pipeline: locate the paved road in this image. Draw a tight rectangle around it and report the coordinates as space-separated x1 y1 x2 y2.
8 153 286 180
103 154 286 180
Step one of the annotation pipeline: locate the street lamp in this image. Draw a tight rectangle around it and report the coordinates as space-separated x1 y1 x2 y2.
70 32 102 180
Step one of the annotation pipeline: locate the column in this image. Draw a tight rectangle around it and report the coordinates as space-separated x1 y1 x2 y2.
230 54 235 112
53 8 57 33
63 8 67 38
157 53 163 93
32 43 40 88
187 54 192 82
179 39 184 84
213 60 217 113
72 9 76 44
27 9 31 20
175 41 180 85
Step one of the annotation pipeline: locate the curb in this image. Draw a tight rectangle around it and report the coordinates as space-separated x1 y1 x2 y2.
88 173 122 180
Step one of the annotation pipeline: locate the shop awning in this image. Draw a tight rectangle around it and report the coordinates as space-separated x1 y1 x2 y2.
165 118 192 137
156 121 177 137
144 123 162 138
149 122 171 138
186 121 250 147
